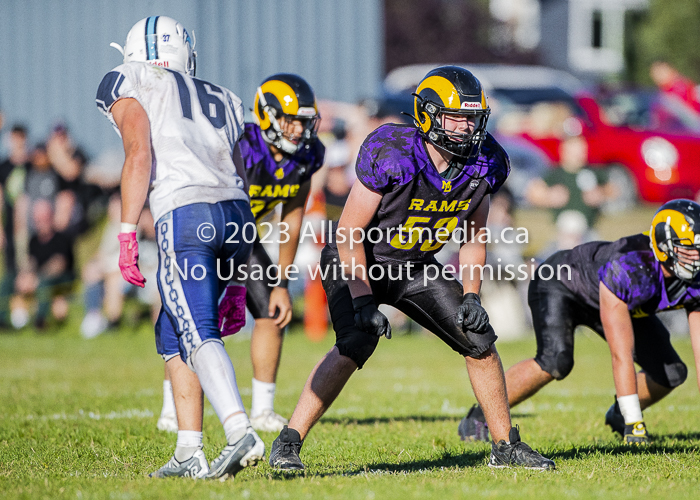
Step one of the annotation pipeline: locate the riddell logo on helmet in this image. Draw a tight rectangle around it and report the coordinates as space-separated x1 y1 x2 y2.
148 60 170 68
461 102 482 110
297 107 316 117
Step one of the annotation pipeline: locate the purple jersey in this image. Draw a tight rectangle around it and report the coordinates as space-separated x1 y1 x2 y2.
555 233 700 315
352 124 509 263
239 123 325 220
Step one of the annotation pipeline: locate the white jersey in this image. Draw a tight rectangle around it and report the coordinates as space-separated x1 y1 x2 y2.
96 62 247 222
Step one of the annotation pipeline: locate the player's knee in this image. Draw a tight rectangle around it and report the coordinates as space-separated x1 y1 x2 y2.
537 351 574 380
664 361 688 388
335 331 379 369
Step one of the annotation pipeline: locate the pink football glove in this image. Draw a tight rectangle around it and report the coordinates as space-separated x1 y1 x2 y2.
118 232 146 288
219 286 246 337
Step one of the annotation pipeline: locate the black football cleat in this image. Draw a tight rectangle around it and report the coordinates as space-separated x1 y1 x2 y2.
623 421 650 446
269 426 305 471
489 427 555 470
458 404 490 442
605 399 625 438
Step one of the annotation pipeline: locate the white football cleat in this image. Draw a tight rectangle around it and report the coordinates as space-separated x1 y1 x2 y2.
206 427 265 480
250 409 289 433
150 449 209 478
157 411 178 433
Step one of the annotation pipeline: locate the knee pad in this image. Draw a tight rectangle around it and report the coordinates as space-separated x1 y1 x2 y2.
536 350 575 380
664 361 688 388
335 330 379 369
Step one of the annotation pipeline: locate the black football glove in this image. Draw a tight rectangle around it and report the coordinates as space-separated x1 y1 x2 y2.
456 292 490 334
352 295 392 339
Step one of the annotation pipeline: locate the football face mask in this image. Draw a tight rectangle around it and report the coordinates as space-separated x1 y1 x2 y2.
650 199 700 282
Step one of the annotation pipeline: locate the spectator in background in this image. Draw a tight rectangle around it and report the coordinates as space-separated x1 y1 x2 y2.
650 61 700 113
80 194 159 338
47 123 93 237
480 187 530 339
14 199 75 329
525 134 615 242
0 125 30 327
536 209 590 262
25 143 60 213
322 119 352 221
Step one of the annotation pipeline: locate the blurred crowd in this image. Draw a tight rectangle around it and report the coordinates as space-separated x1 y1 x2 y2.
0 60 696 339
0 121 162 336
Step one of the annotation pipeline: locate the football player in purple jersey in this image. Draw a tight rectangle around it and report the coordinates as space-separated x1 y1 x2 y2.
268 66 555 471
459 199 700 446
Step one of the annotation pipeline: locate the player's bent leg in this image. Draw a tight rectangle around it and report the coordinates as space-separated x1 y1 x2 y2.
247 242 288 431
395 264 554 468
270 347 357 470
459 358 555 443
464 346 511 443
150 352 208 478
269 245 381 470
506 359 556 407
461 273 576 443
638 371 676 408
250 319 288 432
158 363 179 433
156 202 263 479
188 342 265 479
167 355 203 431
250 319 284 383
467 348 555 469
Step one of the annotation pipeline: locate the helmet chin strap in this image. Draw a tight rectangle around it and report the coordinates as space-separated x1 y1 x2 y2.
673 261 696 281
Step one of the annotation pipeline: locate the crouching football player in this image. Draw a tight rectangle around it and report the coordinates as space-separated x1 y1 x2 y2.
268 66 555 471
459 199 700 445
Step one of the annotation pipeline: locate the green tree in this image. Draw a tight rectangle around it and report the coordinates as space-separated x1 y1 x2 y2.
631 0 700 84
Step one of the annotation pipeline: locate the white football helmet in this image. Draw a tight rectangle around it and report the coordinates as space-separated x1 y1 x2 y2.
111 16 196 76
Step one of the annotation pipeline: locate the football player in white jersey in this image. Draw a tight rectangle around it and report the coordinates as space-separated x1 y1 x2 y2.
96 16 264 480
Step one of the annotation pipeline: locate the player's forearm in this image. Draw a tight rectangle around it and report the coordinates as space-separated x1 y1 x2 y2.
111 98 153 226
600 284 637 397
233 142 248 195
688 311 700 392
459 234 486 295
120 152 151 225
278 208 304 279
337 236 372 298
610 354 638 397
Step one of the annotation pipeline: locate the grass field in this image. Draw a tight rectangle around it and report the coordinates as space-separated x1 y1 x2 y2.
2 319 700 500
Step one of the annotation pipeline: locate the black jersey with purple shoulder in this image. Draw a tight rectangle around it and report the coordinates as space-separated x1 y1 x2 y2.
552 233 700 315
239 123 325 220
352 123 509 264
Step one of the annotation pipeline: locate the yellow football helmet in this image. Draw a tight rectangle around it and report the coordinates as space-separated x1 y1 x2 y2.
650 199 700 281
412 65 490 158
253 73 319 155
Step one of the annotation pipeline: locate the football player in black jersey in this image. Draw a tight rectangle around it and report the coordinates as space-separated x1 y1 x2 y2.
459 200 700 446
269 66 555 471
157 74 325 434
